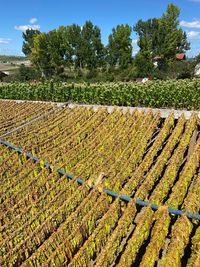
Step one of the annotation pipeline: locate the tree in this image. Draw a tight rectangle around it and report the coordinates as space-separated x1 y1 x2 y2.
134 18 161 75
160 4 190 59
134 18 165 58
22 29 40 56
134 4 190 61
31 27 69 77
107 24 132 69
134 52 154 77
195 53 200 64
62 21 105 70
30 21 105 77
64 24 82 67
31 33 52 77
46 27 68 74
79 21 105 69
134 4 190 77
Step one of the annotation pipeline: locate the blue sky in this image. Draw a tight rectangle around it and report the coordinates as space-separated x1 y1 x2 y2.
0 0 200 57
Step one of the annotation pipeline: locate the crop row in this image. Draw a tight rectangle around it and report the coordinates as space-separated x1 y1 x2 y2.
1 79 200 109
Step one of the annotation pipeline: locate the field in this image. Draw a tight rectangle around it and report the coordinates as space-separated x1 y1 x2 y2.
0 63 18 72
0 56 28 73
0 79 200 110
0 100 200 266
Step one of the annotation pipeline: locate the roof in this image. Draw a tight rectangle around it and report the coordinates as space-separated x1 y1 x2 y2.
176 53 186 60
153 54 186 61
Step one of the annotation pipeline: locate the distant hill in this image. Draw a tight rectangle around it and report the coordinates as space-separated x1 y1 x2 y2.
0 55 27 63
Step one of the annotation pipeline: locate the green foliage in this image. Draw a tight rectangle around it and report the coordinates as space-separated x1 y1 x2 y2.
135 4 190 59
22 29 41 56
195 53 200 64
47 27 67 73
29 22 105 76
31 33 54 78
80 21 105 69
154 60 194 80
17 3 191 80
134 18 161 56
160 4 190 58
134 4 190 75
0 80 200 110
64 24 82 67
18 64 40 81
107 24 132 69
134 52 155 77
3 65 40 82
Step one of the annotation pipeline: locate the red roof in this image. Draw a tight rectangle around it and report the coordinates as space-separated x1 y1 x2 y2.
176 53 185 60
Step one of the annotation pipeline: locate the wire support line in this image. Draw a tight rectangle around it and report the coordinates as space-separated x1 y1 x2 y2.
0 138 199 221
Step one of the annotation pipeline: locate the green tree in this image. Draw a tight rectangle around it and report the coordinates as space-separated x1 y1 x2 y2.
134 3 190 77
64 24 82 67
31 28 68 77
22 29 41 56
134 4 190 60
134 18 166 58
31 33 52 77
80 21 105 69
30 21 105 77
195 53 200 64
134 18 161 75
107 24 132 68
160 4 190 59
46 27 68 74
134 52 154 77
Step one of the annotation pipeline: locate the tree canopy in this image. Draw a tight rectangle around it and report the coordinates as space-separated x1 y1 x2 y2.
21 3 190 79
134 4 190 61
22 29 41 56
107 24 132 69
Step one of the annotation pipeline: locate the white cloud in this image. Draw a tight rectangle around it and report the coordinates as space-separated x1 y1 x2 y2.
0 38 11 44
180 20 200 28
187 31 200 39
14 24 40 32
29 17 38 24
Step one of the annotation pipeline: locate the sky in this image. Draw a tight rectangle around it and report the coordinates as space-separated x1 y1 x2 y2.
0 0 200 57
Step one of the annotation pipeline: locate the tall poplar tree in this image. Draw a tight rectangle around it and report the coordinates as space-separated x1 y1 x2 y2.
107 24 133 69
134 4 190 60
22 29 41 56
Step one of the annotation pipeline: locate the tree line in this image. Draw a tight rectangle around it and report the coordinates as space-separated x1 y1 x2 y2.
20 4 192 81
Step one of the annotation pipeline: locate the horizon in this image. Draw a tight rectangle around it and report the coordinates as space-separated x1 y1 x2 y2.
0 0 200 57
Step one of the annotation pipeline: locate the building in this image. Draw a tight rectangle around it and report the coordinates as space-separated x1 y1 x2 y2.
175 53 186 60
